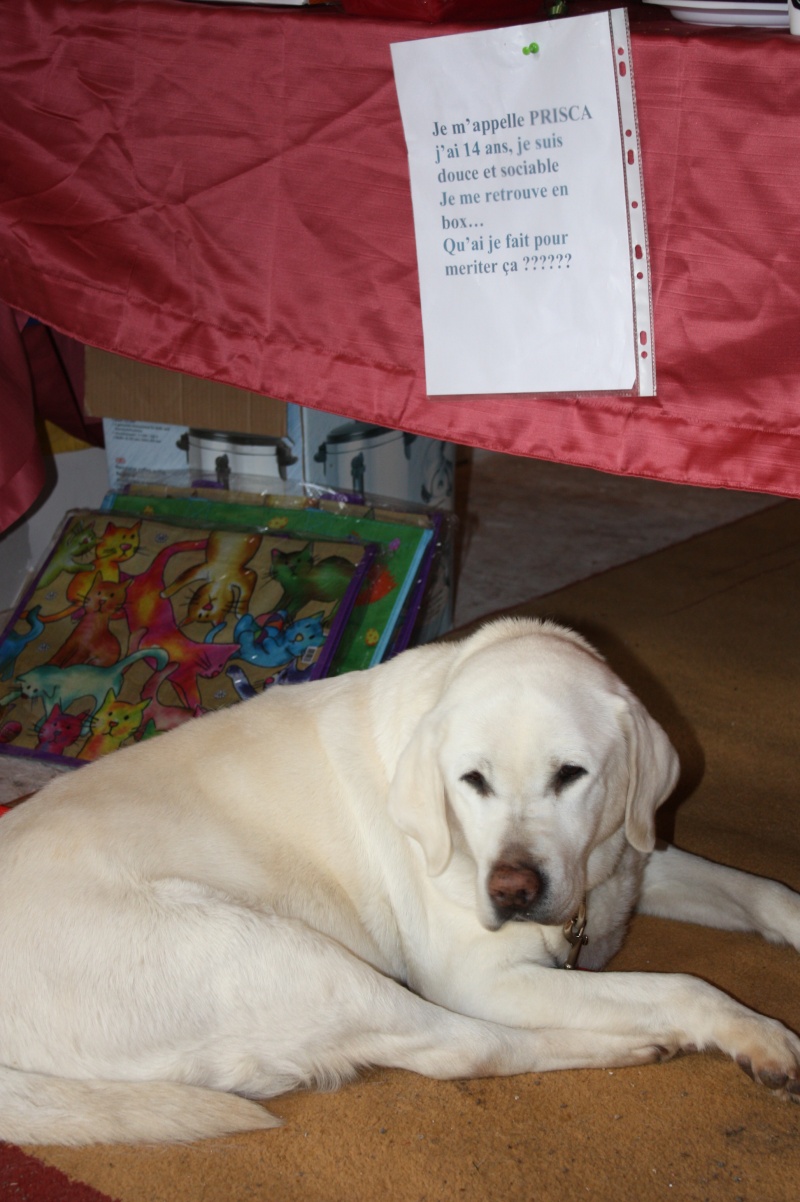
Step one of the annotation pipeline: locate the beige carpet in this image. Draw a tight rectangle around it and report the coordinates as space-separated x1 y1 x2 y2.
18 500 800 1201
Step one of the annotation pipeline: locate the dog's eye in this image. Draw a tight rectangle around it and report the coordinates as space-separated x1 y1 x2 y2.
460 769 492 797
553 763 587 792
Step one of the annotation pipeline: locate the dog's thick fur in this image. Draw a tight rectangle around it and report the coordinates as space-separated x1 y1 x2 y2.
1 618 798 1145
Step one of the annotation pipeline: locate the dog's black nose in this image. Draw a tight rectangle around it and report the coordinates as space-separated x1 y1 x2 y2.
488 860 542 919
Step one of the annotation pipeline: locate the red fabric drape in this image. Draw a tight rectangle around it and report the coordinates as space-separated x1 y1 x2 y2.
1 1 799 531
0 305 47 531
0 306 99 531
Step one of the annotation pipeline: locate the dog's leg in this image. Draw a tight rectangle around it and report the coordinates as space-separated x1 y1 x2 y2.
411 936 800 1102
140 896 785 1099
210 921 674 1088
2 876 670 1144
638 844 800 949
285 944 671 1083
136 900 668 1093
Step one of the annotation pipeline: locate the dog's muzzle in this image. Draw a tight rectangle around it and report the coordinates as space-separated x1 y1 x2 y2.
487 858 544 924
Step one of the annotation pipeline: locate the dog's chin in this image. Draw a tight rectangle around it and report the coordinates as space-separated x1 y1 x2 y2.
479 908 507 932
480 896 580 932
480 904 546 932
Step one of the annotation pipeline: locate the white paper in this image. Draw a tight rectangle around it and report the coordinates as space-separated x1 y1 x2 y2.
391 11 654 398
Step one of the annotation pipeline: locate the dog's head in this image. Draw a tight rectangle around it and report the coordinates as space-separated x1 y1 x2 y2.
388 618 678 931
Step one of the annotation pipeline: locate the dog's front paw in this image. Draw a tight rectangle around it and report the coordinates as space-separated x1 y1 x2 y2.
727 1017 800 1102
735 1053 800 1101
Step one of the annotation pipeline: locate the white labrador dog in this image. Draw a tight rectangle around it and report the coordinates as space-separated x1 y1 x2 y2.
1 617 798 1146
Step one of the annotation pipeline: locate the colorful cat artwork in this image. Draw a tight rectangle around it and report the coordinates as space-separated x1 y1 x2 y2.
37 519 98 590
78 690 149 759
224 656 313 700
225 663 258 701
60 520 142 613
35 704 90 757
1 648 169 726
0 607 44 681
136 695 201 743
122 540 238 713
232 611 326 670
270 544 356 617
85 520 142 581
47 574 128 668
161 531 261 626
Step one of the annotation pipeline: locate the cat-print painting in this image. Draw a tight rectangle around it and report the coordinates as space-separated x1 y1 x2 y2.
0 510 371 765
45 574 129 669
78 691 149 759
269 544 357 617
35 704 90 757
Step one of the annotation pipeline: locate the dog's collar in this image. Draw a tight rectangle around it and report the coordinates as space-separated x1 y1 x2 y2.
562 902 588 969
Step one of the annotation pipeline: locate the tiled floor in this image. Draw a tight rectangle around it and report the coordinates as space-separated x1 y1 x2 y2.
0 450 780 803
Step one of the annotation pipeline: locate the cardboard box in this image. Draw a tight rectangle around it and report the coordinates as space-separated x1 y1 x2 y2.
84 347 288 438
102 418 307 494
85 348 304 492
86 349 455 512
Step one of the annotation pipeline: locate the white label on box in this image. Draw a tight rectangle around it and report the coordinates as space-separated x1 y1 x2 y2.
103 419 189 488
391 10 654 398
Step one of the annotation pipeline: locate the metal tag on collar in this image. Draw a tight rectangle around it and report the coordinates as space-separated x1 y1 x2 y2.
563 902 588 969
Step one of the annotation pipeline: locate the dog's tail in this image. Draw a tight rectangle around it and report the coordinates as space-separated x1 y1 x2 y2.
0 1064 281 1145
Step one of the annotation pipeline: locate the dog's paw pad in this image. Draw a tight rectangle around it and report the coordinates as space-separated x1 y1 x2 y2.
736 1052 800 1099
758 1069 789 1091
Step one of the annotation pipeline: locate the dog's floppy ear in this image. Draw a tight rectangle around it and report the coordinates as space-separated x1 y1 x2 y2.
618 694 680 853
388 713 451 876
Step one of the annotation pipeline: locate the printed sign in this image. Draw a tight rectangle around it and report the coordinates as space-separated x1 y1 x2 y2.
391 11 654 398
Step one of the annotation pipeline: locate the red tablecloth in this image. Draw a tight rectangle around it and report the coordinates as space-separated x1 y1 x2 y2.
1 1 799 531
